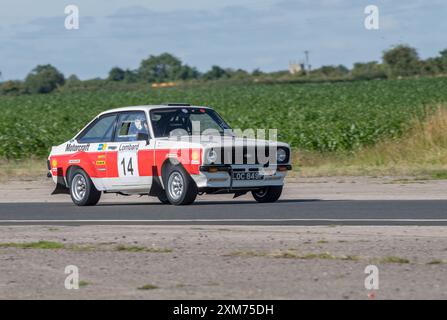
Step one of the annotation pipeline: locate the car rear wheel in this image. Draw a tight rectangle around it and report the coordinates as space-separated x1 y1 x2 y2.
252 186 283 203
165 166 197 205
69 169 101 206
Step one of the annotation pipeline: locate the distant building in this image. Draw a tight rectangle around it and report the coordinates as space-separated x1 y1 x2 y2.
289 61 305 74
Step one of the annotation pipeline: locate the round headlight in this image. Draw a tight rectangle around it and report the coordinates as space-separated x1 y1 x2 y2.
276 148 287 163
207 149 218 164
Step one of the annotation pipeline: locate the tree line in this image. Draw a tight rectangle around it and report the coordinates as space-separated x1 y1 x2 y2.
2 44 447 95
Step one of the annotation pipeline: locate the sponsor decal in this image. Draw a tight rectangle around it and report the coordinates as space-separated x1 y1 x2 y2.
97 155 106 159
119 143 139 152
68 159 80 164
98 143 107 151
65 143 90 152
96 160 106 166
51 159 58 167
108 145 117 151
191 150 200 164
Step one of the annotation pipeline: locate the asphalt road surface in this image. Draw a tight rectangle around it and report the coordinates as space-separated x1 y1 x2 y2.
0 199 446 226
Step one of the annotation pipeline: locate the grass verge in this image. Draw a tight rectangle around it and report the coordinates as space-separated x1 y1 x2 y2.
0 241 172 253
137 284 159 290
0 241 64 249
225 250 359 261
114 245 172 253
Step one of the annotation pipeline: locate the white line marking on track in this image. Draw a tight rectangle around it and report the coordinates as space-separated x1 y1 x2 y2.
0 218 447 223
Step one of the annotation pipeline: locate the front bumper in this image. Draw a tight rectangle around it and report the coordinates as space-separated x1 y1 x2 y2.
192 164 292 189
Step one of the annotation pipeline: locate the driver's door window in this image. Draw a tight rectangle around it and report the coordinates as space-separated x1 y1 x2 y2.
115 112 149 142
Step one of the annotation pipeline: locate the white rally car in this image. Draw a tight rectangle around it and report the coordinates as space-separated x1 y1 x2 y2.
48 104 292 206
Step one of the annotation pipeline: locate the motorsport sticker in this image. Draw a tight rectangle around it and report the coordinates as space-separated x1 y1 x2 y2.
98 143 107 151
108 145 117 151
65 143 90 152
96 160 106 166
119 143 139 152
97 155 106 159
51 159 58 167
68 159 80 164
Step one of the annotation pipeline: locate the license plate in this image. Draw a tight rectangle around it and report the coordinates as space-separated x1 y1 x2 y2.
232 172 263 180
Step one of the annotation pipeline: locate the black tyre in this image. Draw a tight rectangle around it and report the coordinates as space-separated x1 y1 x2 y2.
157 191 170 204
252 186 283 203
69 168 101 206
165 166 198 205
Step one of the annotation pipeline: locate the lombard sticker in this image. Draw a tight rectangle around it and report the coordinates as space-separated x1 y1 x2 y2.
65 143 90 152
119 143 139 152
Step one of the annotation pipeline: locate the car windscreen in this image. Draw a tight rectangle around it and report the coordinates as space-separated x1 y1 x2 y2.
150 108 231 138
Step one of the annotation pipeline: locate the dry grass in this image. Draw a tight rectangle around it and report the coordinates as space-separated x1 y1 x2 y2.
0 158 47 182
298 105 447 178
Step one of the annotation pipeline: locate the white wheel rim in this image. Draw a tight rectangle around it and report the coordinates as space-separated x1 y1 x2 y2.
72 174 87 201
168 172 184 200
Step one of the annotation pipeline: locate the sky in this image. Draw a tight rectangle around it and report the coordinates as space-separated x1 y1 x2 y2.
1 0 446 80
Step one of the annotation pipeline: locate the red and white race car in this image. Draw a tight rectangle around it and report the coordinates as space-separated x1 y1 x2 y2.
48 104 292 206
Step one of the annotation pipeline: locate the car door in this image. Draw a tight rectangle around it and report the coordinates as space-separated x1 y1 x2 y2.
75 113 118 190
103 111 154 192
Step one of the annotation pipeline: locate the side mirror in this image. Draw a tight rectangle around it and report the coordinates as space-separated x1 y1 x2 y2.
136 132 150 145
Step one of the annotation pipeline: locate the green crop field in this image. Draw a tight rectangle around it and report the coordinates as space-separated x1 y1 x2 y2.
1 77 447 159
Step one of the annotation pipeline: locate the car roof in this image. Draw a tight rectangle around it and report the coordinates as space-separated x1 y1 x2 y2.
98 105 212 117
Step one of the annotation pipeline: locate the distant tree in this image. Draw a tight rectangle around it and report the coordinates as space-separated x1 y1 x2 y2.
108 67 126 81
252 68 264 77
67 74 80 82
420 58 441 76
226 68 250 79
437 49 447 73
382 45 420 78
138 53 186 82
24 64 65 94
0 80 24 95
203 65 229 80
351 61 387 80
123 69 139 83
178 65 201 80
311 65 349 78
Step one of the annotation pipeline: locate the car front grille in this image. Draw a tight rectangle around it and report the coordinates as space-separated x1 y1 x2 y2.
213 146 282 165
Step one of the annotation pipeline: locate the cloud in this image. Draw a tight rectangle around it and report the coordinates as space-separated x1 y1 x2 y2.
0 1 446 80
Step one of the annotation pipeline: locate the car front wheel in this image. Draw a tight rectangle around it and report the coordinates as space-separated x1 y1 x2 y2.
165 166 197 205
69 169 101 206
252 186 283 203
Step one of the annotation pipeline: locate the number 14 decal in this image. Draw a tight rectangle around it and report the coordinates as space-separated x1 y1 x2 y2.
121 158 134 176
118 153 139 178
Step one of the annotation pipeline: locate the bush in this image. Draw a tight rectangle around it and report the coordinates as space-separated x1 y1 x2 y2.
0 81 24 95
